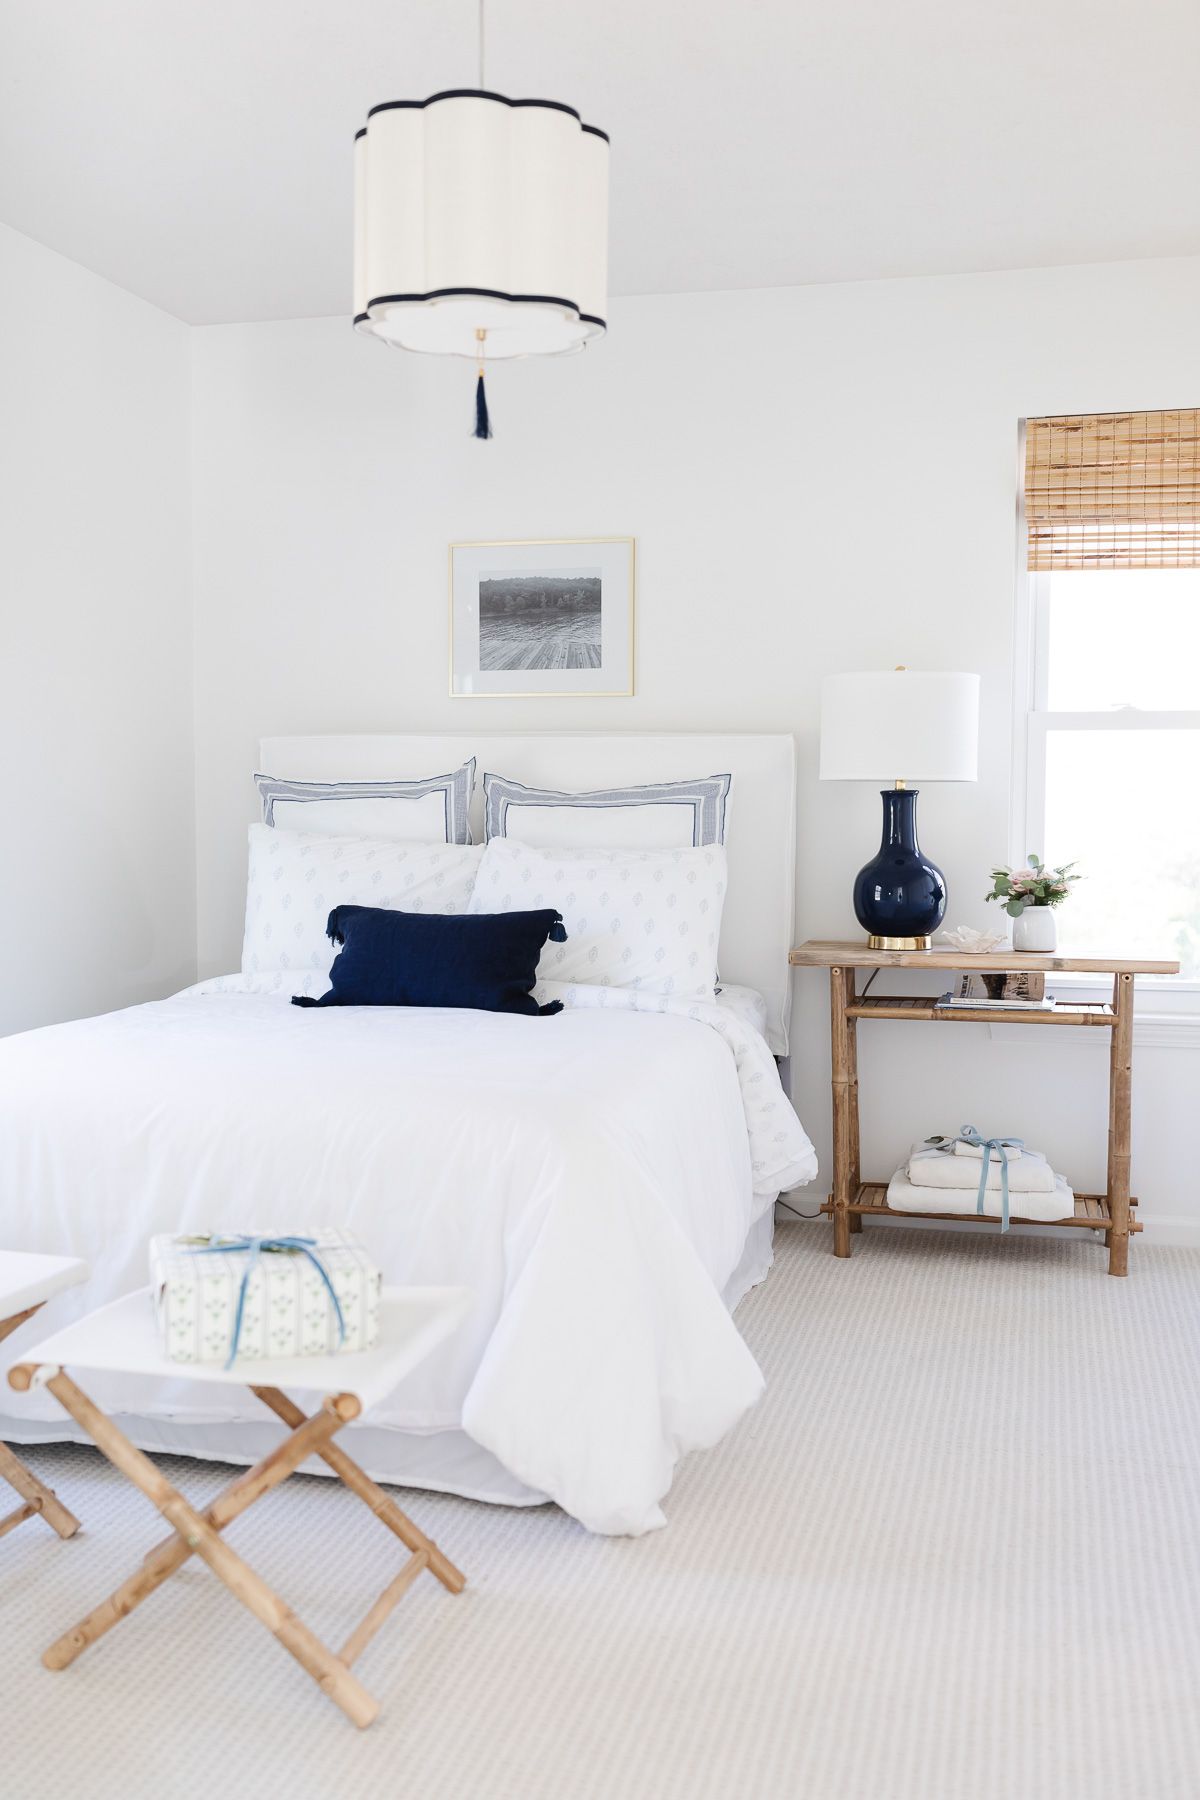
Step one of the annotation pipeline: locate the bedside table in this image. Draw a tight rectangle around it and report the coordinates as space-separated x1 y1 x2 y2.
789 941 1180 1276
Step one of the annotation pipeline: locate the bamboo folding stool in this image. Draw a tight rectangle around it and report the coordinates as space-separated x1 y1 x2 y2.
1 1251 88 1542
8 1284 472 1728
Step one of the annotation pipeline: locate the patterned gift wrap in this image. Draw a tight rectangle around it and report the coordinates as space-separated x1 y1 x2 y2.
149 1230 382 1365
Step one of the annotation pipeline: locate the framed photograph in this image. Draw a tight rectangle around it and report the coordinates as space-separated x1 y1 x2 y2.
449 537 635 698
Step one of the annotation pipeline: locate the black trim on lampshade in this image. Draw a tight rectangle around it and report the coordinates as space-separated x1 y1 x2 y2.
361 287 607 333
359 90 609 143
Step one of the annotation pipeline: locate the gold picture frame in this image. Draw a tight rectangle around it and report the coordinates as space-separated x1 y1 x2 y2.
448 536 636 698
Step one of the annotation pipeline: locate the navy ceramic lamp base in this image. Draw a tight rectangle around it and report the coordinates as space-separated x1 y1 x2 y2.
852 787 947 950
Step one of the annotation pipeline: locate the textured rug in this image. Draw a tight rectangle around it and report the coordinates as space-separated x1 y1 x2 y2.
3 1224 1200 1800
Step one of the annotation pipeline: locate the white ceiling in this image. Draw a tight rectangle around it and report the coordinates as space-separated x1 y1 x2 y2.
2 0 1198 326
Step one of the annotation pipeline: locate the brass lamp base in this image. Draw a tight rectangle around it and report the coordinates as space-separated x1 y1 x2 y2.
867 933 933 951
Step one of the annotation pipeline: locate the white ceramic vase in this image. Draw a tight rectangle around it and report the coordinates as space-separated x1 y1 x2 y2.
1012 905 1058 953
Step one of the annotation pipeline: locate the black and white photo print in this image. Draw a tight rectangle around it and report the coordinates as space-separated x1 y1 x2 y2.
450 538 635 697
478 569 602 672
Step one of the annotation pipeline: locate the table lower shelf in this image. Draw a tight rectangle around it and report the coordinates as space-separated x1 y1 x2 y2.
820 1182 1141 1232
847 995 1116 1026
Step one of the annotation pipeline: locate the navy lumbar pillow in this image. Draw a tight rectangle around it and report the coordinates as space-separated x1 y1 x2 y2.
291 904 567 1016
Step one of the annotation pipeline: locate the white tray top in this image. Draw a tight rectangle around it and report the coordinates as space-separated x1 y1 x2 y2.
0 1250 88 1317
10 1285 471 1415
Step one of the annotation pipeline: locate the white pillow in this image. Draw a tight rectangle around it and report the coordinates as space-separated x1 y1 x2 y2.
468 839 727 997
241 826 483 976
483 771 730 849
254 760 474 844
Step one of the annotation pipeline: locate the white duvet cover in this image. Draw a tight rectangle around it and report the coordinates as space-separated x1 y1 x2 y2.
0 976 815 1534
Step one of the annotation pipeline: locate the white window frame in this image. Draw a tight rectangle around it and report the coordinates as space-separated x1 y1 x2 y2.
1011 565 1200 1022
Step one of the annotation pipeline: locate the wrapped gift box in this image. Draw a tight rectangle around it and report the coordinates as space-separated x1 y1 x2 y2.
150 1230 382 1365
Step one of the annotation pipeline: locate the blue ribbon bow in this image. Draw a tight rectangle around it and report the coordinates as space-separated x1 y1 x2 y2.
183 1235 346 1368
925 1127 1025 1233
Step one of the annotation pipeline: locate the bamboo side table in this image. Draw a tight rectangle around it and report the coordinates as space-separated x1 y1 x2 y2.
789 942 1180 1277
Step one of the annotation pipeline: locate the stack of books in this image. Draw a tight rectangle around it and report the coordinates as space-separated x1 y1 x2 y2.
937 991 1056 1011
936 971 1055 1011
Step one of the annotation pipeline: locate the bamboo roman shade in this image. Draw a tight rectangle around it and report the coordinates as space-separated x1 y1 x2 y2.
1025 409 1200 570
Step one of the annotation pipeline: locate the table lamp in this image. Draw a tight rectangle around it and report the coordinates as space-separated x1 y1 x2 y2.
819 668 980 950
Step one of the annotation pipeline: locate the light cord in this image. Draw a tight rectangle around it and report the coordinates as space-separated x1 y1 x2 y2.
478 0 486 88
777 1196 824 1222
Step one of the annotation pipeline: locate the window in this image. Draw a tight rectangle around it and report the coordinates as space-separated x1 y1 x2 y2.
1017 414 1200 988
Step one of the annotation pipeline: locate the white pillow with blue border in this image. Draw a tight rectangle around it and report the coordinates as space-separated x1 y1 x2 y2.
482 770 730 850
254 759 475 845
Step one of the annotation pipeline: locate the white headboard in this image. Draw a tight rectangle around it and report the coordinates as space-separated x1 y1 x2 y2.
258 734 796 1055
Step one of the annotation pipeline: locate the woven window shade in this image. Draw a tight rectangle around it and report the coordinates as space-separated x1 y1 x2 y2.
1025 409 1200 570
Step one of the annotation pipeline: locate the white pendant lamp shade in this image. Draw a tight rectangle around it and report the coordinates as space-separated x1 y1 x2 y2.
353 91 609 359
820 671 980 782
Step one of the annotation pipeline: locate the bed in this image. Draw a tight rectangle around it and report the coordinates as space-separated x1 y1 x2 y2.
0 734 816 1535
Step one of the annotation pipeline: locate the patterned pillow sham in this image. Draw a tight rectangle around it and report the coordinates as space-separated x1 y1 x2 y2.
468 838 727 997
241 826 482 976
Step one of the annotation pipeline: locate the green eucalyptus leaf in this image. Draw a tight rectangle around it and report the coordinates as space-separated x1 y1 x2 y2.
1006 898 1025 918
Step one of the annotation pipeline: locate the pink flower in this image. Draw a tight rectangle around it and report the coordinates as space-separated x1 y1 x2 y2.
1010 867 1039 884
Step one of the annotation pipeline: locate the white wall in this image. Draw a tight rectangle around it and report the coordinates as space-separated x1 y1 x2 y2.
0 223 195 1033
190 256 1200 1235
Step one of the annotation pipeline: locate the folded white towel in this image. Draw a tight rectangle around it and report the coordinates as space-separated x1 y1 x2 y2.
907 1143 1055 1194
888 1165 1072 1223
950 1137 1023 1162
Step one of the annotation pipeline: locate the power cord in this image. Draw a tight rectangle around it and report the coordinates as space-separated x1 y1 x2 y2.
776 1196 825 1222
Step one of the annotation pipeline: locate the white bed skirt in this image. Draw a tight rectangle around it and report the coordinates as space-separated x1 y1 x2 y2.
1 1212 777 1511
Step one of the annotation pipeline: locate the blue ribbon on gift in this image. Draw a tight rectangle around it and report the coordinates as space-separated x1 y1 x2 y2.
925 1127 1025 1233
183 1235 346 1368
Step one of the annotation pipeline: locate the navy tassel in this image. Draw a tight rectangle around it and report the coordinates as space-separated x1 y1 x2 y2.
474 371 492 440
548 914 567 943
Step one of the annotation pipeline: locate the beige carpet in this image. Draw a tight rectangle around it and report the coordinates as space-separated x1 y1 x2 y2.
3 1223 1200 1800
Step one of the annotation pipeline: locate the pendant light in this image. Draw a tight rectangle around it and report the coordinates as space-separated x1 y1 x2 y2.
353 1 609 437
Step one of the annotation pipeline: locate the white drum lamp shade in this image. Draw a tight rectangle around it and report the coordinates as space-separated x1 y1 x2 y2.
819 671 980 783
353 91 609 360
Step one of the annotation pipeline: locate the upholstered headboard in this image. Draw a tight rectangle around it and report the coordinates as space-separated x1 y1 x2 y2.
258 734 796 1054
